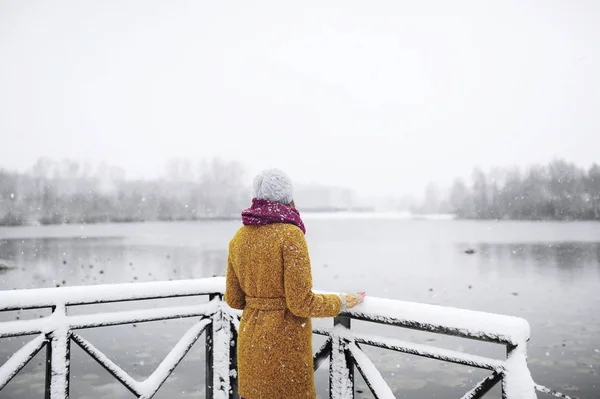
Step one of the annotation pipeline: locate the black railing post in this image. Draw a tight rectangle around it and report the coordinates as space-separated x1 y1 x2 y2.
63 332 71 398
45 305 56 399
206 294 216 399
229 318 238 399
44 336 52 399
330 315 354 399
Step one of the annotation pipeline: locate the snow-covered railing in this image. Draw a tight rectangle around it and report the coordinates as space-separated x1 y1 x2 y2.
0 278 578 399
314 299 577 399
0 278 236 399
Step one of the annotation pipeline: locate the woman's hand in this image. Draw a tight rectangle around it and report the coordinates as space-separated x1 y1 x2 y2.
342 292 366 310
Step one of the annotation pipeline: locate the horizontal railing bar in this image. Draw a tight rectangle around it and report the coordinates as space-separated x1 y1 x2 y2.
0 334 46 390
0 278 225 311
0 318 48 339
313 328 504 371
352 333 503 371
71 333 142 396
69 302 218 330
343 312 514 346
0 301 219 338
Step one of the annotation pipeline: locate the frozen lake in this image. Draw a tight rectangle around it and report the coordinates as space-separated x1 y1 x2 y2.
1 219 599 398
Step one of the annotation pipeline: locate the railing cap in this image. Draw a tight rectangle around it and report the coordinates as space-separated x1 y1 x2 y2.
339 295 531 345
0 277 226 311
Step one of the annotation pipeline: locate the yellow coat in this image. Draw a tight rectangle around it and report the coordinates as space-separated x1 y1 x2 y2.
225 223 342 399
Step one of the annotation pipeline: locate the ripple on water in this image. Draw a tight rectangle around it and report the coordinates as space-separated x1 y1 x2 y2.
81 373 100 381
577 356 600 366
562 384 580 392
528 357 555 367
9 371 44 384
574 367 598 376
427 374 469 388
387 374 428 390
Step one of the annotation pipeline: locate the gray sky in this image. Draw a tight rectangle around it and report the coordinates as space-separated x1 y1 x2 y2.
1 0 598 196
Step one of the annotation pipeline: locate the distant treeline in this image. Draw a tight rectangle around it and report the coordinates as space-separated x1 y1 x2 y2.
417 160 600 220
2 158 599 226
0 158 249 226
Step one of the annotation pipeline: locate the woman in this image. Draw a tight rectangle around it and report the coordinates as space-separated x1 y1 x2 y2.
225 169 365 399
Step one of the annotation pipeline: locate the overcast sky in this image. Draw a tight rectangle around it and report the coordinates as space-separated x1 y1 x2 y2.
0 0 598 196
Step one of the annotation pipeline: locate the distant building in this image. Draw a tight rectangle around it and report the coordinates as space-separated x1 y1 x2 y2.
294 185 371 212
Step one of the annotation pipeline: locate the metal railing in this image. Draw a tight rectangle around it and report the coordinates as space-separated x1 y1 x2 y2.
0 277 578 399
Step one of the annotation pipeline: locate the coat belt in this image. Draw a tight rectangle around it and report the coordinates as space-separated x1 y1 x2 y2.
245 297 287 310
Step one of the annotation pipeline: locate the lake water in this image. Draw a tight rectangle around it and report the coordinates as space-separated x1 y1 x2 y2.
0 219 599 398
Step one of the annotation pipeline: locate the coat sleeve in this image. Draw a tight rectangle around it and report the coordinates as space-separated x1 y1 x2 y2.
224 251 246 310
283 227 342 318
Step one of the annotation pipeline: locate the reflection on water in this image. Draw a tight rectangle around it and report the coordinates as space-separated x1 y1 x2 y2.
476 242 600 273
1 221 599 398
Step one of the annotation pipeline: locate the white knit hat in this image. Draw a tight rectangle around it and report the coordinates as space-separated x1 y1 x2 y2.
252 169 294 205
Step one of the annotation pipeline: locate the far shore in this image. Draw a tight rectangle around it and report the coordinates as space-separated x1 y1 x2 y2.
0 211 459 227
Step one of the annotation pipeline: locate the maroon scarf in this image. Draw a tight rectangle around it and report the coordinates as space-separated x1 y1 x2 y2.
242 198 306 234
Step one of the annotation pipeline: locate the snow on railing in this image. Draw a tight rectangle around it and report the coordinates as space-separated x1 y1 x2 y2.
0 278 234 399
0 277 580 399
